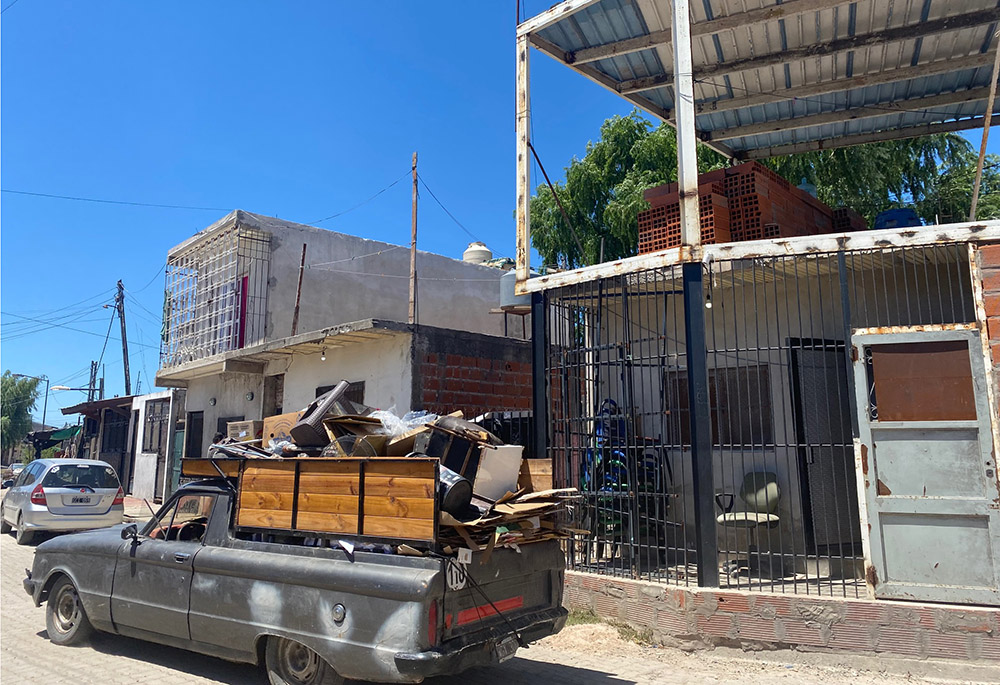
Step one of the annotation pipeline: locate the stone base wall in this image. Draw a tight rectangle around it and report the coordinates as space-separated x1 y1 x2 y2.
564 571 1000 661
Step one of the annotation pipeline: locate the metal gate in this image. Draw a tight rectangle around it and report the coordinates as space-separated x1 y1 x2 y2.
852 326 1000 605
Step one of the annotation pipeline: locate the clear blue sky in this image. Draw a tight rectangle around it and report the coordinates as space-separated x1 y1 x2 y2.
1 1 996 424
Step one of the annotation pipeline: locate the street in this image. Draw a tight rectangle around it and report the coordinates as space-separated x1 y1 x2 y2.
2 529 998 685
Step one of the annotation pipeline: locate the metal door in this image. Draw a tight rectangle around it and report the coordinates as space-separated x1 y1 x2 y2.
112 539 196 638
852 327 1000 605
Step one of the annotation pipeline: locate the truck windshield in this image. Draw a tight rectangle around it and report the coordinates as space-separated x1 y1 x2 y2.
42 464 121 489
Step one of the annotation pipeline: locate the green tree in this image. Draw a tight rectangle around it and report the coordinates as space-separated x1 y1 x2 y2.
1 371 40 454
529 110 997 267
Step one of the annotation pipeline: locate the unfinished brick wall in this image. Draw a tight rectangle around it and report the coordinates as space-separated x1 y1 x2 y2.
981 243 1000 388
565 572 1000 661
410 326 532 418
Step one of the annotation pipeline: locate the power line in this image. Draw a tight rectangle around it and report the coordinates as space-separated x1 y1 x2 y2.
0 188 229 212
133 264 166 293
307 245 405 268
96 306 117 370
1 0 21 14
416 174 509 259
307 171 410 225
0 312 159 348
307 265 499 282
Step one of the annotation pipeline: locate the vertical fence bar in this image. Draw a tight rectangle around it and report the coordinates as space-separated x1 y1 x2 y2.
683 262 718 587
532 291 548 479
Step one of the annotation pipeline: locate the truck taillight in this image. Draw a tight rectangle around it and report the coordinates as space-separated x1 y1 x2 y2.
29 485 46 505
112 487 124 505
428 599 439 647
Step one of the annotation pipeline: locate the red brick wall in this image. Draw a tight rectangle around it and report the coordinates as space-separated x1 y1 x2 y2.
417 353 532 417
410 327 532 419
565 571 1000 661
982 243 1000 388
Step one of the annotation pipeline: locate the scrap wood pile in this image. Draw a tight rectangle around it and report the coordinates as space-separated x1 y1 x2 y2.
200 379 581 553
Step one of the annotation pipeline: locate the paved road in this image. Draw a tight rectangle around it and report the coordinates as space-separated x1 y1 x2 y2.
3 529 996 685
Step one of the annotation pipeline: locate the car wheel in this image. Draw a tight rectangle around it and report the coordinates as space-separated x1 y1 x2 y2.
15 514 33 546
45 576 95 646
265 636 343 685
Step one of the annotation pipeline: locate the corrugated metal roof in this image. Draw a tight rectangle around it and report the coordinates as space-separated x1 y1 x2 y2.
524 0 999 159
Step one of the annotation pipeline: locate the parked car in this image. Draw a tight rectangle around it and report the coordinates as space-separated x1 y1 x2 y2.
23 478 567 684
2 461 26 483
1 459 124 545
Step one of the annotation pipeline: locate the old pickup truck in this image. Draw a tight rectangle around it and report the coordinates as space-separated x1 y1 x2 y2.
23 478 567 685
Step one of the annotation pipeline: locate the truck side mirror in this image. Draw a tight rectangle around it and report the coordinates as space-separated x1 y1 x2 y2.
121 523 139 542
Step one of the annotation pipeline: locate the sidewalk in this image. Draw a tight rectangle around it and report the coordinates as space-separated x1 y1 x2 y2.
122 495 156 521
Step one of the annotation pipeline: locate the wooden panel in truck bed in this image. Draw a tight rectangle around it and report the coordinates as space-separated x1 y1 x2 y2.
182 457 438 543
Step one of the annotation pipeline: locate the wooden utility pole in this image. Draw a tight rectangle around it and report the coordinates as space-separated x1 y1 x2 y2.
409 151 418 325
116 280 131 395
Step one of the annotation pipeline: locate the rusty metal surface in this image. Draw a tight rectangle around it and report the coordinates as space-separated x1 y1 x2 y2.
870 341 977 422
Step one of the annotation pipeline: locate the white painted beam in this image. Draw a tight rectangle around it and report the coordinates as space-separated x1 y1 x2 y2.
708 87 993 142
515 33 532 291
695 53 993 116
519 222 1000 294
516 0 602 38
742 116 993 158
673 0 701 250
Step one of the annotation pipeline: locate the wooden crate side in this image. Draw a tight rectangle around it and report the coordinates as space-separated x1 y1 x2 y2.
296 511 359 534
296 476 361 496
364 476 436 499
237 508 293 528
364 460 437 479
363 515 435 540
181 459 240 477
239 491 295 511
241 473 296 493
298 493 361 515
363 496 435 519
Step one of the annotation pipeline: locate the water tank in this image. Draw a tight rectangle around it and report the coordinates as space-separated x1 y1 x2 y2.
797 177 817 198
500 269 537 312
463 242 492 264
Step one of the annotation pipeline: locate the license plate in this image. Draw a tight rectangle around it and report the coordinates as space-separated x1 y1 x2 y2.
495 635 518 663
71 496 92 504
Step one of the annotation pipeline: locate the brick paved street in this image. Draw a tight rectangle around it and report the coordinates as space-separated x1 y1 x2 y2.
3 529 998 684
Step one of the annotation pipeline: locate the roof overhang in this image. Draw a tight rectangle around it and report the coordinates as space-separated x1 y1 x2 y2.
61 395 137 418
519 0 999 159
155 319 412 385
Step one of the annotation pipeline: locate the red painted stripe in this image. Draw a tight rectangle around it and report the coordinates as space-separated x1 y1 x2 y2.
455 596 524 626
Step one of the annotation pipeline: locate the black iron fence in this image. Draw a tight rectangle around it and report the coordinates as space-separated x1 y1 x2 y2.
543 244 975 596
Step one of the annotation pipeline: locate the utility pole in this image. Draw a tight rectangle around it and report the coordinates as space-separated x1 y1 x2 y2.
87 361 98 403
409 151 418 325
116 280 131 395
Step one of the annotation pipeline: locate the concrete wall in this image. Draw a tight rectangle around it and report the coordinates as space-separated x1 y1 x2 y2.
182 373 265 458
230 212 511 342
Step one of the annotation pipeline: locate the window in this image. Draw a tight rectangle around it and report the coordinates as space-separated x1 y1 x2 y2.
15 462 41 487
185 411 205 458
142 399 171 453
315 380 365 406
143 493 215 542
666 365 773 447
42 463 120 489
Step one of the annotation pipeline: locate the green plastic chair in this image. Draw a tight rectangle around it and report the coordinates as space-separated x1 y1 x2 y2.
716 471 780 529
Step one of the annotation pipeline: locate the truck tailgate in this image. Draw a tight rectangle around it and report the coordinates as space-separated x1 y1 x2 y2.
441 540 564 642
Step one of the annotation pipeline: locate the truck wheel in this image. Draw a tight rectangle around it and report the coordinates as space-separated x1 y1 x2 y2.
46 576 95 646
15 514 33 546
0 517 10 534
265 636 343 685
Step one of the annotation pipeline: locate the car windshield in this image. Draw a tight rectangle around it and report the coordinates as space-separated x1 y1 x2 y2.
41 464 120 489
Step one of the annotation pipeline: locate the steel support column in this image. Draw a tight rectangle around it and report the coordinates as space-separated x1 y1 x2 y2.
531 291 548 466
682 262 718 587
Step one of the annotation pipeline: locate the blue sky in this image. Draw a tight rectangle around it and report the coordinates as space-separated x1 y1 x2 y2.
1 1 996 424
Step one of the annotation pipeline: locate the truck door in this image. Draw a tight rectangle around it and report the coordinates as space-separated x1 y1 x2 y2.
112 492 216 638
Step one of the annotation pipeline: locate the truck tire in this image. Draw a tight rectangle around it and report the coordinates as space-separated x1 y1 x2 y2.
46 576 95 646
15 514 33 545
265 636 343 685
0 517 10 534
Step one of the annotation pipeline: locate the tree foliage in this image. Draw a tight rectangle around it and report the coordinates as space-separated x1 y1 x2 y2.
1 371 40 453
529 110 999 268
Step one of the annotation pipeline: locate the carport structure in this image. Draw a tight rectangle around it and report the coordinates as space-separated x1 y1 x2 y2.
515 0 1000 614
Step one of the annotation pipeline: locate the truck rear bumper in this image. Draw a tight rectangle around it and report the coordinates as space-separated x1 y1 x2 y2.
393 607 567 680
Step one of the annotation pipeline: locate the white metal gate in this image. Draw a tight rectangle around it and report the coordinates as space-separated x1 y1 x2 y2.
853 326 1000 605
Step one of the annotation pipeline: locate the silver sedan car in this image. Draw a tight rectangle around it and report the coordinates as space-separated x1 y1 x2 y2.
1 459 124 545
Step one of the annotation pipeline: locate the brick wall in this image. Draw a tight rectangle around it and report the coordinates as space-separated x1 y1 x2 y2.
411 326 532 418
981 243 1000 388
565 571 1000 661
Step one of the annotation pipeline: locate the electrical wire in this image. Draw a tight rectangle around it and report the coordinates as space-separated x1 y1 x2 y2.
95 307 117 370
1 0 21 14
307 245 405 268
0 312 159 348
133 264 166 293
306 265 500 282
306 171 411 225
0 188 229 212
416 174 509 260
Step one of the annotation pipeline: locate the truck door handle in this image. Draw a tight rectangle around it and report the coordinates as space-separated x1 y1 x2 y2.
174 553 190 563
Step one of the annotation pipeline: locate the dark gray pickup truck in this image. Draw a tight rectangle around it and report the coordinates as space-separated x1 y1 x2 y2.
24 478 567 684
